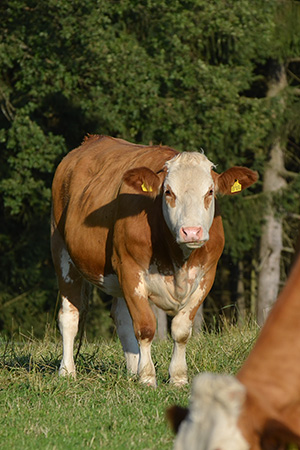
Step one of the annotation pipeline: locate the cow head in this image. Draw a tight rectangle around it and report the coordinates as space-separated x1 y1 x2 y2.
122 152 257 254
168 373 300 450
162 153 257 252
167 373 250 450
162 153 215 250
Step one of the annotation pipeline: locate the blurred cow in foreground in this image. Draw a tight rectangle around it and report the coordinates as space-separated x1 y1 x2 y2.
168 254 300 449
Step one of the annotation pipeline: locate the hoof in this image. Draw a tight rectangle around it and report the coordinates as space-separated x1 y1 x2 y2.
58 365 76 378
169 377 189 387
140 376 157 388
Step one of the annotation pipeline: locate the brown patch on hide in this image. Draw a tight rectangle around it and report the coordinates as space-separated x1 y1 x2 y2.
165 184 176 208
204 185 214 209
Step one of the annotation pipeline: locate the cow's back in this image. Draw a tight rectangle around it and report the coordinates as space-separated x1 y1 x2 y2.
51 135 177 280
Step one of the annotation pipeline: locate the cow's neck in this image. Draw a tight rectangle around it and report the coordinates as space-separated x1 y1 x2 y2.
162 219 196 268
237 256 300 414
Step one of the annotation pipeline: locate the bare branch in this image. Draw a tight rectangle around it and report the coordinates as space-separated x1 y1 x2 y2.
287 68 300 84
287 57 300 64
279 168 300 179
285 212 300 220
0 89 15 121
0 288 36 310
282 246 295 254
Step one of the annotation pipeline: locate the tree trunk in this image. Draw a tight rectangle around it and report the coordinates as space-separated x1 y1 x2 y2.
257 63 287 326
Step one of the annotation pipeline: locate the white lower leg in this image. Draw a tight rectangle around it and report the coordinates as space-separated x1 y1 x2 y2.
58 296 79 376
138 340 156 387
169 341 188 386
169 313 192 386
111 297 140 375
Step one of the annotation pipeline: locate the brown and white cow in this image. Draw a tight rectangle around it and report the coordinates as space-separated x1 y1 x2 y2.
51 135 257 387
168 253 300 448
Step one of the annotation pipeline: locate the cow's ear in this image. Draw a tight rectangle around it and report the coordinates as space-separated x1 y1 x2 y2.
212 167 258 195
122 167 163 196
166 405 189 434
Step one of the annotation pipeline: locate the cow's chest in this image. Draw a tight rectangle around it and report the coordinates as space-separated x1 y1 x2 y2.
141 263 206 315
97 264 207 316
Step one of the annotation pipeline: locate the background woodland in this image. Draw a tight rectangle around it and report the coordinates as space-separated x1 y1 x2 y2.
0 0 300 338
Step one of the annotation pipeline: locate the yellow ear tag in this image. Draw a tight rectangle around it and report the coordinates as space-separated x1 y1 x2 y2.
231 180 242 193
141 182 152 192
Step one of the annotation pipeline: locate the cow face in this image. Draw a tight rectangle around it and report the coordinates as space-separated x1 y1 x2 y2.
168 373 250 450
162 153 215 250
121 152 258 256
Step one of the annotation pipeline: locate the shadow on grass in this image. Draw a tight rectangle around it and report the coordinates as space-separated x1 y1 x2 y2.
0 340 127 378
75 350 128 377
1 352 61 374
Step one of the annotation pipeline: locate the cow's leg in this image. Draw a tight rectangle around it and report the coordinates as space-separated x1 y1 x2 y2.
137 327 156 387
111 296 157 386
122 296 157 386
128 299 157 386
51 222 89 377
111 297 140 375
113 262 157 386
169 269 218 386
58 294 80 376
120 292 157 386
58 278 90 376
169 311 192 386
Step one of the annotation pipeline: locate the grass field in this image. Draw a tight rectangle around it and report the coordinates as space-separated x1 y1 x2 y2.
0 323 259 450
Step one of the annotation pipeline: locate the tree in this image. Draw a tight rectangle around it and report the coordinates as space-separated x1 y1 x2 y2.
257 65 288 324
0 0 299 337
257 1 300 325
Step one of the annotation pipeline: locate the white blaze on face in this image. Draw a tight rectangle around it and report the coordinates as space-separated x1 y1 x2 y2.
174 373 250 450
162 152 215 251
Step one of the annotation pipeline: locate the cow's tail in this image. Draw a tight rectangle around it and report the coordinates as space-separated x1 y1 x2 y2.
75 281 92 363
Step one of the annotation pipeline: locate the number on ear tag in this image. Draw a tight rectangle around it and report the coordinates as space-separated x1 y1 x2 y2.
231 180 242 193
141 182 153 192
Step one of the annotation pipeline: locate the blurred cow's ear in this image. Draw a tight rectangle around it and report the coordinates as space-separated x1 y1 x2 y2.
122 167 163 196
212 167 258 196
166 405 189 434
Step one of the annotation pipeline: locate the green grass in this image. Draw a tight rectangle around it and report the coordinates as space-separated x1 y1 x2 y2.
0 324 258 450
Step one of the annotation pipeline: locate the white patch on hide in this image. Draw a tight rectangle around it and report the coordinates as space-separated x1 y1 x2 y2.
134 275 147 299
135 262 206 315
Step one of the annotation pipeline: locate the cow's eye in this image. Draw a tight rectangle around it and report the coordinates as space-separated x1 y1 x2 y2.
164 185 175 200
209 189 214 195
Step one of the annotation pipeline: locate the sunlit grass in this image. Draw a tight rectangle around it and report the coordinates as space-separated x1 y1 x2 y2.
0 322 259 449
